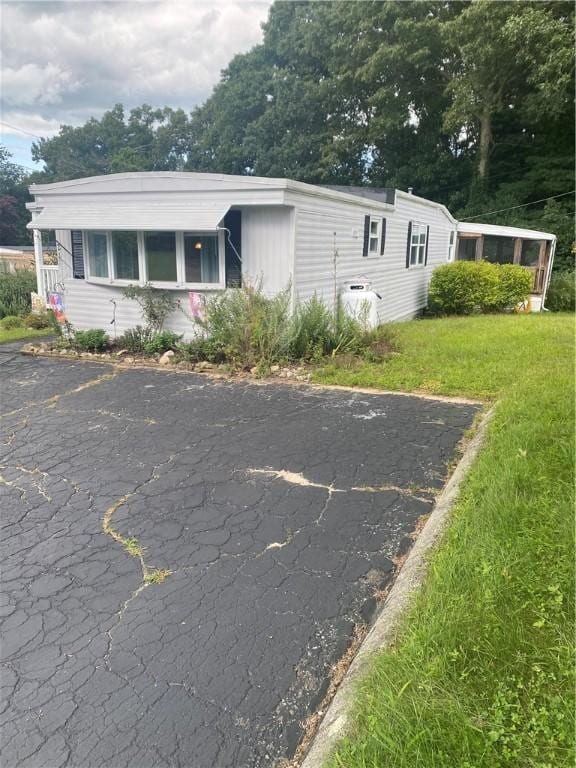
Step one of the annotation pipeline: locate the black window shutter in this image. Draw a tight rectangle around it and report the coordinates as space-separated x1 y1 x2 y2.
424 225 430 265
224 210 242 287
71 230 85 279
380 218 387 255
362 215 370 257
406 222 412 268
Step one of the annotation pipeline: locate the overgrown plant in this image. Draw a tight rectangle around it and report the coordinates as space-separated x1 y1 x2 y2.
122 284 178 332
0 270 37 318
72 329 109 353
144 330 182 355
546 271 575 312
118 326 152 354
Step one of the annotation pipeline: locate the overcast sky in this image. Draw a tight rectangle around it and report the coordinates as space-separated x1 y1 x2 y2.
1 0 272 169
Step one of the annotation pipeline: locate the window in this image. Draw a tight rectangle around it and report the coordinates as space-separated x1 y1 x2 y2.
87 232 109 278
520 240 541 267
409 223 427 266
144 232 177 282
448 231 456 262
368 218 381 255
184 234 220 283
457 238 477 262
483 236 515 265
112 231 139 280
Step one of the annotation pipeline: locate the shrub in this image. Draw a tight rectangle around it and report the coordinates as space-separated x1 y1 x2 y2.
122 284 177 332
178 335 226 364
118 326 152 354
24 311 53 330
0 270 37 318
197 283 292 369
546 271 575 312
496 264 533 310
428 261 532 315
72 329 109 352
143 330 182 355
289 295 335 361
0 315 24 330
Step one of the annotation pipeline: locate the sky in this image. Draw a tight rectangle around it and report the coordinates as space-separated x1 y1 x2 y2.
0 0 272 170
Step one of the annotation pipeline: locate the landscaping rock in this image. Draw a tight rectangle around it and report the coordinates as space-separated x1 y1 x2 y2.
159 350 175 366
124 356 135 364
196 361 215 372
115 349 128 357
270 364 280 373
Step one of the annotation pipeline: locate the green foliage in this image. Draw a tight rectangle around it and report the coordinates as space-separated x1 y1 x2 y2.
143 330 182 355
289 295 335 361
122 284 177 332
118 326 152 354
429 262 532 315
197 283 292 369
0 270 37 317
24 311 54 330
546 271 575 312
0 314 23 330
0 145 31 244
496 264 534 309
178 335 226 364
72 329 109 352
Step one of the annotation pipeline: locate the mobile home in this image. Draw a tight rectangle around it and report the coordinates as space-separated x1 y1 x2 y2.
26 172 555 335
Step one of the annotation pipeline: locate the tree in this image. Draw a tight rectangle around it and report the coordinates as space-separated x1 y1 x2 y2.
0 146 31 244
444 1 574 182
32 104 193 180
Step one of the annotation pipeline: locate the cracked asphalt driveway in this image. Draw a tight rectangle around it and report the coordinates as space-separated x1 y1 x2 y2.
1 351 480 768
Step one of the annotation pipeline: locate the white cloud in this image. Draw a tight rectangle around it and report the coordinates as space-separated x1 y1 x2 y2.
0 0 271 137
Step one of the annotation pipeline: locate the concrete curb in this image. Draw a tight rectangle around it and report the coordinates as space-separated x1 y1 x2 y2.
299 405 496 768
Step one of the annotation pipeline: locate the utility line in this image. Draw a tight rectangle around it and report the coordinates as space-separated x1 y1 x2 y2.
464 191 574 220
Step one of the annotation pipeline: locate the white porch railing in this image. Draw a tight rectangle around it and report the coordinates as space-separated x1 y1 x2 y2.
37 265 60 302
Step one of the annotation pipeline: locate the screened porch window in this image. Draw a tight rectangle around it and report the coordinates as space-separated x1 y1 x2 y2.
457 238 477 261
112 231 139 280
87 232 109 278
184 234 219 283
520 240 541 267
144 232 177 282
483 236 515 264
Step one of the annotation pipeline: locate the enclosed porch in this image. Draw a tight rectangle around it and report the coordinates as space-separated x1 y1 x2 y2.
456 222 556 305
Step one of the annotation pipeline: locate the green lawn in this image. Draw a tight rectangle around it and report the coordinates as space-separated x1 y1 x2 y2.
0 327 52 344
314 314 575 768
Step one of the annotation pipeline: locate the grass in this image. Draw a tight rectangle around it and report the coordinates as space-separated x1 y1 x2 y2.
0 327 52 344
313 314 575 768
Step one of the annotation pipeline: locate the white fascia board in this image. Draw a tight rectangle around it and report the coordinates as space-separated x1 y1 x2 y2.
457 221 556 241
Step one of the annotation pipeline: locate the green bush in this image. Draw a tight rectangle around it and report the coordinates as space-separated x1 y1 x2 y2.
118 326 152 354
73 329 109 352
429 261 532 315
0 315 24 330
143 330 182 355
24 311 53 330
178 335 226 364
289 295 335 361
122 284 177 332
546 271 575 312
0 270 37 318
496 264 533 310
197 283 292 369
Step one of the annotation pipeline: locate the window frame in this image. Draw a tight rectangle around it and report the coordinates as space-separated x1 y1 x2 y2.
367 217 382 256
409 222 428 267
83 229 226 290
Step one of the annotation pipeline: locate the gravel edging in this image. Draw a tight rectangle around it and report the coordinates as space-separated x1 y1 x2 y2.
299 404 495 768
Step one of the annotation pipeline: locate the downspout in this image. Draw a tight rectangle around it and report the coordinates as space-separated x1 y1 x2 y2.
541 238 556 311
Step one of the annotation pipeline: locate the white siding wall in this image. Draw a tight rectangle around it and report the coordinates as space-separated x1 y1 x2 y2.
290 191 454 322
240 206 293 294
61 280 214 339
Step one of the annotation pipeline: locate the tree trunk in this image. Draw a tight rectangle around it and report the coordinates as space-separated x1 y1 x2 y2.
478 110 492 180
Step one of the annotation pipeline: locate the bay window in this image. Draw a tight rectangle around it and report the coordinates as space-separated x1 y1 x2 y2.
87 232 109 278
112 231 139 280
184 234 220 284
144 232 177 282
83 229 224 287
